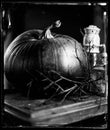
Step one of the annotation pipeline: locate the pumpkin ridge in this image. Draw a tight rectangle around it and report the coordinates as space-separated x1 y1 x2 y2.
50 39 57 72
56 37 68 55
62 38 76 75
53 39 60 72
56 37 71 75
74 40 88 78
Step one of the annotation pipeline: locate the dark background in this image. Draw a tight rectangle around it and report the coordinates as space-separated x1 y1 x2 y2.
2 2 108 52
1 1 108 128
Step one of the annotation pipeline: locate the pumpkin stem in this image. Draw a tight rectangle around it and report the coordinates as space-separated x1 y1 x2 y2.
39 20 61 39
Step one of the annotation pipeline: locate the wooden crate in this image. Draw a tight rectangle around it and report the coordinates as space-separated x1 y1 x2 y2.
4 93 107 127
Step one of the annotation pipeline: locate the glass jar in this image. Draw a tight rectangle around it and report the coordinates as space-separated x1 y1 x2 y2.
83 25 100 53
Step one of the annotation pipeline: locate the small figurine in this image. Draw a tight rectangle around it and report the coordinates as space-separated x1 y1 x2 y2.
83 25 100 66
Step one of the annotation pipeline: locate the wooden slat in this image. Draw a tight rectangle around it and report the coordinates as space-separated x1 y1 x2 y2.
30 97 107 126
4 94 107 126
31 98 106 118
32 103 107 126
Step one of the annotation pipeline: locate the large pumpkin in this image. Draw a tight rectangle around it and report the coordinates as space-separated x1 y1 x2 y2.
4 20 88 92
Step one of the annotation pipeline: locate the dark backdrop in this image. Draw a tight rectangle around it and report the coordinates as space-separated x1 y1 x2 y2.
2 2 108 128
2 2 107 50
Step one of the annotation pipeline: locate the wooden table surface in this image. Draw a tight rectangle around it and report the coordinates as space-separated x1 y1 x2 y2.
3 92 108 127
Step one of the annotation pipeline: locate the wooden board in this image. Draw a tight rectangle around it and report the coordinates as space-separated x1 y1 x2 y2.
4 93 107 127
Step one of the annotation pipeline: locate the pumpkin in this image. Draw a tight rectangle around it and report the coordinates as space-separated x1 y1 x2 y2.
4 20 88 92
